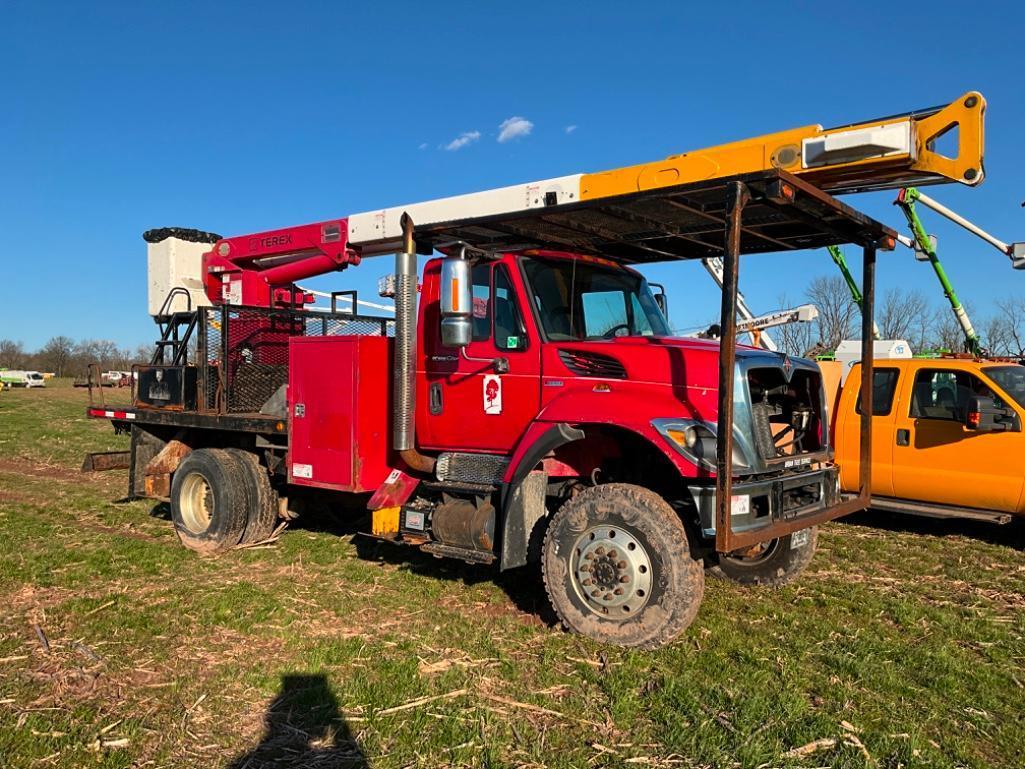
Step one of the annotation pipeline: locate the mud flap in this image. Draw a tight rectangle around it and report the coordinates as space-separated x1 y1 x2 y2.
499 470 548 571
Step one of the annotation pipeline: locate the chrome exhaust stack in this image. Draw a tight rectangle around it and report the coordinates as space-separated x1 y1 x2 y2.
393 213 436 474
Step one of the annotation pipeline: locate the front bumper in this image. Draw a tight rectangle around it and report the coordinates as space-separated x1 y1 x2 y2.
689 465 841 539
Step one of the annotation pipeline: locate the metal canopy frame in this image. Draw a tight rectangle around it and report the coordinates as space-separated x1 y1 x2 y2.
411 169 896 553
413 169 895 262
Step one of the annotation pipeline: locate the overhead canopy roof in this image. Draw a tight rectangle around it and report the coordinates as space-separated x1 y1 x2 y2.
411 169 897 263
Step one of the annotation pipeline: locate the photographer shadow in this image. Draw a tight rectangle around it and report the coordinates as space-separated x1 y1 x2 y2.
226 673 369 769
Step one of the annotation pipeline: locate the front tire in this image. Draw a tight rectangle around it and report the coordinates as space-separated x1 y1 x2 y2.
170 449 248 554
542 483 704 649
707 527 818 586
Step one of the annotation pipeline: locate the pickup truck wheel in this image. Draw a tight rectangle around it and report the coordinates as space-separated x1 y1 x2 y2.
542 483 704 649
708 526 818 587
226 449 280 545
170 448 247 554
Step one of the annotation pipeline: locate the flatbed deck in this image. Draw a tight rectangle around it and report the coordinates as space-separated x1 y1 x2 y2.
86 405 286 435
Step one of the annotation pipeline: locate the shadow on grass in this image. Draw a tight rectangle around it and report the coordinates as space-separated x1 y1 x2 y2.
149 501 171 521
290 495 557 627
841 508 1025 551
226 673 368 768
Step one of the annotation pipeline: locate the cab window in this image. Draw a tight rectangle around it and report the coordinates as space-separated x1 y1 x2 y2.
910 368 999 421
471 264 491 341
494 266 526 351
581 291 628 338
856 368 899 416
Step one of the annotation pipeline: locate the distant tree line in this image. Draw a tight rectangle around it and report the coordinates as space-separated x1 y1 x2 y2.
0 337 151 377
5 277 1024 374
751 276 1025 358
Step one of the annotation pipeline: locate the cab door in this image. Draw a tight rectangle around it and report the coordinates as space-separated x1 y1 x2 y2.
837 365 901 497
423 260 541 453
890 366 1024 511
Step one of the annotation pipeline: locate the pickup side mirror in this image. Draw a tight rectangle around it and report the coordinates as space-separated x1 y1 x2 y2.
964 395 1015 432
439 255 472 348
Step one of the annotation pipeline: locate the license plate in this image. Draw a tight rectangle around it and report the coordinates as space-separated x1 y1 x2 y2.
790 529 810 549
730 494 750 516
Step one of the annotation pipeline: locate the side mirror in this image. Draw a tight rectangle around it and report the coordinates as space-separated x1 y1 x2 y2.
440 255 472 348
964 395 1009 432
649 282 669 319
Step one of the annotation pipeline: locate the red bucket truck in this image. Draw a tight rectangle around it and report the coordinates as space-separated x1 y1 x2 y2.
87 94 985 646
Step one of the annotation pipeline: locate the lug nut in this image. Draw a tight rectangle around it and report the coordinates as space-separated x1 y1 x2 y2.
614 588 624 596
584 552 594 560
608 549 619 558
590 590 601 598
579 563 591 571
619 575 630 583
603 593 613 601
595 546 606 556
617 561 628 569
582 578 593 586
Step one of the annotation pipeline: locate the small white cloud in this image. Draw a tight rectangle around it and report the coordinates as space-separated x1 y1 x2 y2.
497 116 533 143
444 130 481 151
418 142 428 150
564 125 577 134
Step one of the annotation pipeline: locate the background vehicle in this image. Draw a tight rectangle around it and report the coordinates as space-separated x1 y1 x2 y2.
833 357 1025 522
1 370 46 389
84 94 983 647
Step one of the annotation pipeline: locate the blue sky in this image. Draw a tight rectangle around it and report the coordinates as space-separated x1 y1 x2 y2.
2 1 1022 349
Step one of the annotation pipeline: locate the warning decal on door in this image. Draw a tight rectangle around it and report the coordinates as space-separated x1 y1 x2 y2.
483 375 503 415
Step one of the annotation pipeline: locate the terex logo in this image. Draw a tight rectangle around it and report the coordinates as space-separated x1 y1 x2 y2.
248 234 293 251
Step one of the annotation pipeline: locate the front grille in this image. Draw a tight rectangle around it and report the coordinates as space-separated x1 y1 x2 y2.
558 348 627 379
745 364 825 459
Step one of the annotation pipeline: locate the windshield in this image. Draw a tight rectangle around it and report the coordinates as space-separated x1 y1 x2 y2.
985 365 1025 409
522 256 670 341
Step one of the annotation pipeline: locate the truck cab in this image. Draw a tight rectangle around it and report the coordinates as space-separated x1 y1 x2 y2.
834 358 1025 519
415 249 837 543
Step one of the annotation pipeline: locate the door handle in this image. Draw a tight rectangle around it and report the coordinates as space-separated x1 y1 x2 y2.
429 383 443 415
896 428 910 446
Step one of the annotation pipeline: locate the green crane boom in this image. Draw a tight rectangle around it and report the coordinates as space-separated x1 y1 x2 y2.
895 187 984 356
826 245 881 340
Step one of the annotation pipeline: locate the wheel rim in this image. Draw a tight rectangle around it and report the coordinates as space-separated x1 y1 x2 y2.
571 525 653 616
723 538 781 565
179 472 214 534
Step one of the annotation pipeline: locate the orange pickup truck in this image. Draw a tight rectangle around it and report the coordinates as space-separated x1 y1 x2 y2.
828 357 1025 522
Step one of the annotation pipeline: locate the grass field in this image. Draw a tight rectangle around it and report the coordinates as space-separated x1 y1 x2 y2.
0 382 1023 768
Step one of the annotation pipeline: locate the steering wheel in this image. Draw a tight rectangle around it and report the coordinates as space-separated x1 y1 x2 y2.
602 323 631 339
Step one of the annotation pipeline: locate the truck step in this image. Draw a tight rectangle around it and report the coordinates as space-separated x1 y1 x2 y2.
871 496 1013 525
436 452 509 486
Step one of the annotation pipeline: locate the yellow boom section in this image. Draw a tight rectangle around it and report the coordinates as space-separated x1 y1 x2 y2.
581 92 984 199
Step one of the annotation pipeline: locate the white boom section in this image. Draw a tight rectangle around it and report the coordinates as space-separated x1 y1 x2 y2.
701 258 777 351
348 175 582 254
911 190 1025 269
736 305 819 333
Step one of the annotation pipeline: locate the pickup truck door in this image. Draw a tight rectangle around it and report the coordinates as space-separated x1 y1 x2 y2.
890 366 1024 511
422 261 541 453
837 365 900 497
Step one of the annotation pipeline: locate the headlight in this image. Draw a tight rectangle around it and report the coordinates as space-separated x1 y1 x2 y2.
653 419 749 471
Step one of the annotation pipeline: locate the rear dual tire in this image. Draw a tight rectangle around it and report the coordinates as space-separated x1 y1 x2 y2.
170 448 279 554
